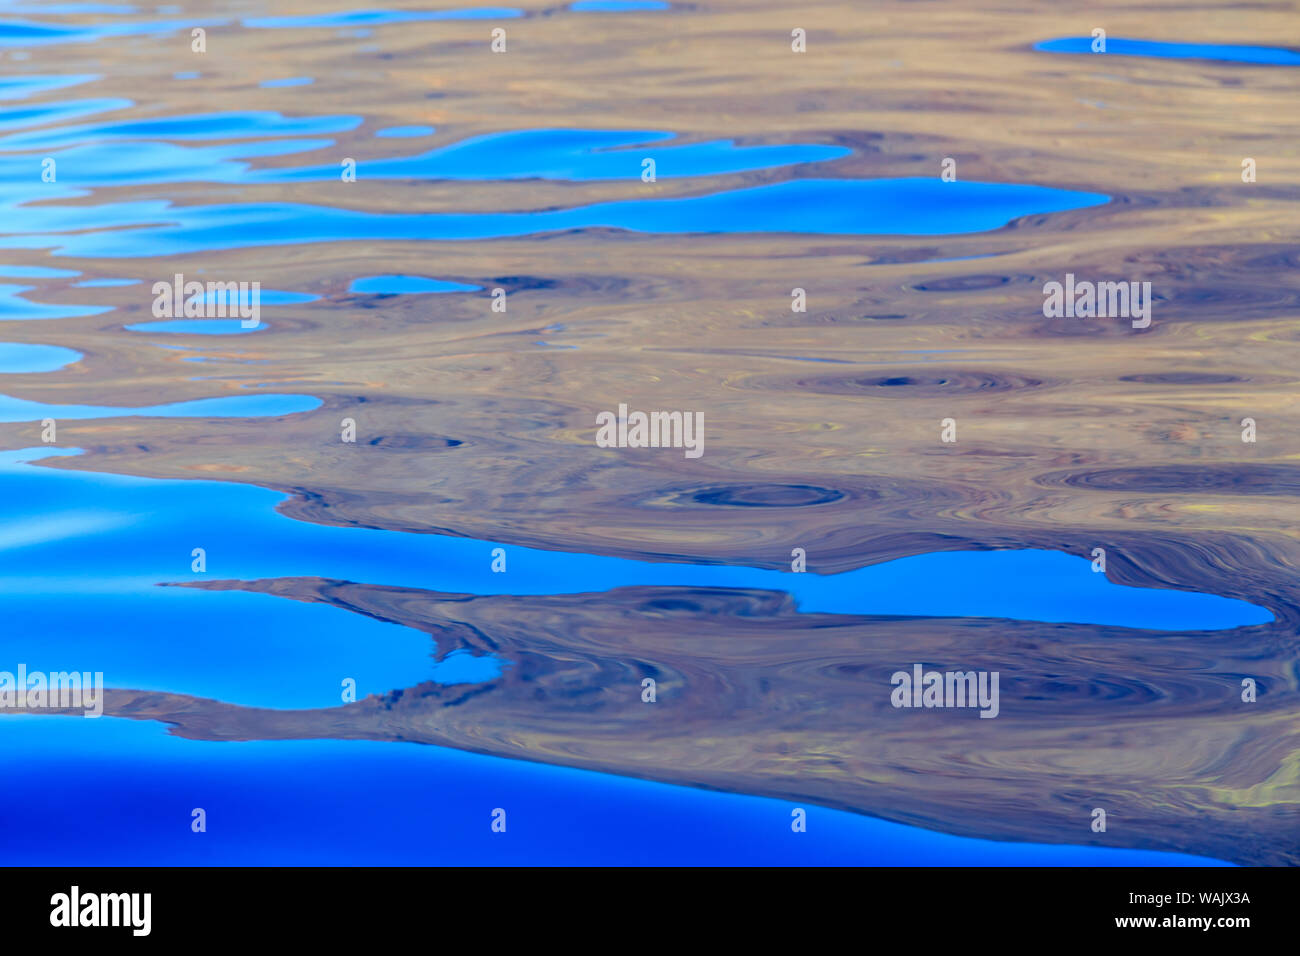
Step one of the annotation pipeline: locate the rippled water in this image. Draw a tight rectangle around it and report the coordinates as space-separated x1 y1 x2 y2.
1 0 1297 866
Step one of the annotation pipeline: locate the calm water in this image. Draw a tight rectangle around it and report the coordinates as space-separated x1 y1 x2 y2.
0 446 1268 711
0 1 1290 866
1037 37 1300 66
0 716 1229 866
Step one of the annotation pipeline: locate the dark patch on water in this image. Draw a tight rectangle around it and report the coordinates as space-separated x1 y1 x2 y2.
1042 464 1300 496
912 274 1020 292
672 483 848 508
366 435 464 450
1119 372 1245 385
748 369 1046 397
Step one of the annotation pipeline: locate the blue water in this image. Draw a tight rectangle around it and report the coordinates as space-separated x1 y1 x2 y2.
0 109 359 149
375 125 434 138
192 287 318 306
126 319 266 335
3 4 136 12
0 95 132 131
0 393 319 422
0 23 1244 865
0 127 840 197
349 274 481 294
572 1 670 10
0 282 109 319
0 79 1103 263
1036 37 1300 66
0 264 79 277
242 8 524 30
0 74 97 100
0 341 79 372
4 179 1111 259
0 15 226 48
0 441 1268 719
0 717 1230 866
74 277 138 287
52 4 137 13
248 128 851 182
0 447 1269 683
259 76 315 88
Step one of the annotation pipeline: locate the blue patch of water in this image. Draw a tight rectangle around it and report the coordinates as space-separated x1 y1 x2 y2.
0 393 319 422
0 341 79 372
0 717 1232 865
10 179 1110 258
126 319 266 334
73 277 138 287
0 96 131 132
375 125 434 138
0 16 225 48
0 282 109 319
0 108 359 149
1036 37 1300 66
0 446 499 706
2 4 136 13
0 138 338 190
0 264 78 277
252 128 850 182
349 274 480 294
259 76 314 88
0 73 97 100
571 1 670 10
0 23 1252 866
198 287 317 306
0 447 1268 629
243 8 524 29
0 126 843 193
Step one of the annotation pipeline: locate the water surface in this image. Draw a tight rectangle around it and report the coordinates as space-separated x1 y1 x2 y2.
0 0 1293 868
1037 36 1300 66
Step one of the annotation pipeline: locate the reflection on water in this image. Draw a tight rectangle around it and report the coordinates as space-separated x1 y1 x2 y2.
1037 36 1300 66
0 444 1268 630
374 125 434 138
349 274 481 294
241 8 524 30
571 2 670 12
248 128 852 182
0 341 79 372
0 393 319 421
0 0 1297 866
5 178 1111 259
0 281 110 318
0 716 1231 865
126 318 267 334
